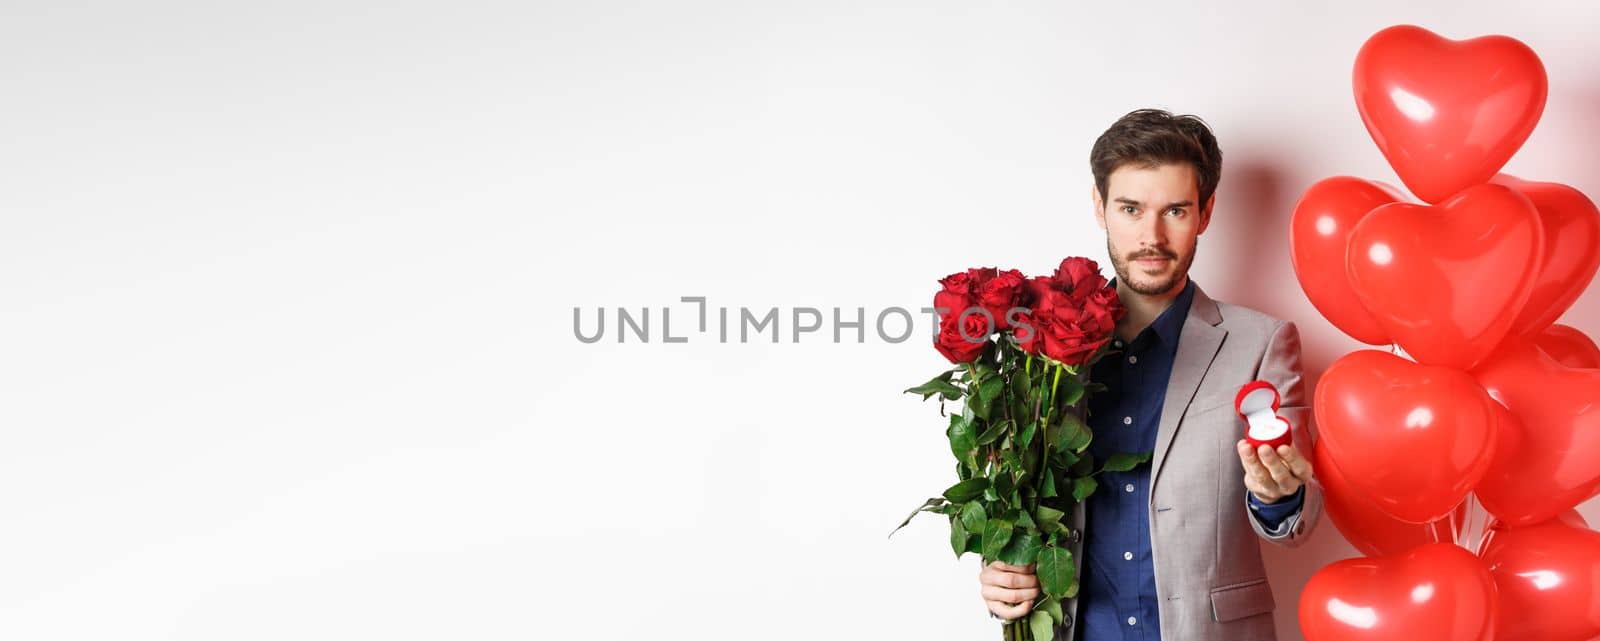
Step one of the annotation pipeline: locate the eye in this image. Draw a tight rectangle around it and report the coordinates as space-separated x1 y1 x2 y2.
1166 208 1185 217
1121 206 1137 215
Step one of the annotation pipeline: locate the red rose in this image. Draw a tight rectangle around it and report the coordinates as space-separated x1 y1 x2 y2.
939 271 972 296
1012 259 1126 366
935 267 1023 334
933 259 1122 366
934 289 970 322
976 269 1026 330
1049 255 1100 287
934 311 991 363
1052 257 1108 297
1040 318 1099 366
934 270 977 323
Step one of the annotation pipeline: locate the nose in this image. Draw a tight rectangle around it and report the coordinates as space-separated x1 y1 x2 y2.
1135 211 1166 249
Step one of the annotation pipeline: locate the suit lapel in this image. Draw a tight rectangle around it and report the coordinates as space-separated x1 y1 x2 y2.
1149 284 1226 488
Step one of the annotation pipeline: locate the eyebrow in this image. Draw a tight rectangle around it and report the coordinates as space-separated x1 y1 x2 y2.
1113 197 1194 208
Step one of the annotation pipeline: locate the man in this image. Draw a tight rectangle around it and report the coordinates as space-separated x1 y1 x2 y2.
976 109 1322 640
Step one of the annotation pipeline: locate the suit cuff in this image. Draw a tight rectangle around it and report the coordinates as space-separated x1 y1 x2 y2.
1248 485 1304 531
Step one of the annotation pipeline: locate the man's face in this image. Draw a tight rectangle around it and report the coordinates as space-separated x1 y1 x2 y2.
1093 162 1212 296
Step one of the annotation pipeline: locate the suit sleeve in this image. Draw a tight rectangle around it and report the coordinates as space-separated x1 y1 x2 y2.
1245 320 1323 547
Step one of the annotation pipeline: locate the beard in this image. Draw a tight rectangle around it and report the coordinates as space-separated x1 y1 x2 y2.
1107 238 1195 296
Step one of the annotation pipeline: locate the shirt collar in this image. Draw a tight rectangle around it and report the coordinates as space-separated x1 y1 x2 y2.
1109 277 1196 346
1150 278 1196 345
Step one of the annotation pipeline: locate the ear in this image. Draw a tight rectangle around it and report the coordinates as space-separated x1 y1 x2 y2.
1092 183 1107 231
1197 194 1215 235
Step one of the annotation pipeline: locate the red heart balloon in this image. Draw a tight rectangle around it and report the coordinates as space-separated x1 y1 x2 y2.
1314 438 1462 557
1300 543 1497 641
1480 513 1600 641
1291 176 1400 345
1354 25 1547 204
1478 509 1588 556
1492 174 1600 336
1471 401 1539 526
1536 323 1600 369
1315 350 1496 523
1472 337 1600 525
1348 183 1543 370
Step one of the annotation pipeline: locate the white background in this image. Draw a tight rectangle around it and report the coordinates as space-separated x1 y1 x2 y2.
5 1 1600 639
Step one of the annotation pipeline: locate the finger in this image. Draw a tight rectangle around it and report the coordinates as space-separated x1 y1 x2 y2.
980 565 1035 589
988 570 1039 590
982 584 1040 605
1276 445 1313 476
1238 443 1275 487
1237 441 1268 475
1258 445 1295 487
1242 471 1275 501
1284 449 1315 482
988 599 1032 621
991 561 1035 573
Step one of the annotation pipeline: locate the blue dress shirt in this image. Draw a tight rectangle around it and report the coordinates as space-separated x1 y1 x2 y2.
1073 279 1301 640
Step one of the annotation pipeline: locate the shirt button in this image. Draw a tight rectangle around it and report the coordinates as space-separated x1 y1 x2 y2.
1124 483 1135 493
1124 551 1133 560
1123 416 1133 425
1114 340 1123 348
1128 355 1138 364
1128 617 1137 626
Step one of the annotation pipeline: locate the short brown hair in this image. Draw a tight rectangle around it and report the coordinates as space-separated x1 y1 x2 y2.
1090 108 1222 208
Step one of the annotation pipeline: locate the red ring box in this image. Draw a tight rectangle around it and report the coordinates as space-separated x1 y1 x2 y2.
1235 380 1293 450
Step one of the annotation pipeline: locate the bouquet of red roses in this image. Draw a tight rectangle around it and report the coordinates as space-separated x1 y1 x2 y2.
893 257 1148 641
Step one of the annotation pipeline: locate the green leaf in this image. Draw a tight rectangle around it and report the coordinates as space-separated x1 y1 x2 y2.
889 497 946 537
1035 506 1066 534
1029 609 1055 641
1010 370 1032 401
904 371 962 400
1036 546 1076 599
959 501 988 534
950 518 969 558
991 471 1014 504
1038 597 1063 624
980 374 1004 401
1059 377 1085 407
1102 451 1153 473
1017 420 1037 449
965 530 984 554
1013 509 1036 531
949 414 977 463
976 419 1011 446
1001 449 1023 475
1039 469 1057 498
1072 476 1098 502
972 375 1005 419
982 518 1014 560
1055 412 1092 452
942 478 990 503
998 530 1040 566
1070 453 1096 476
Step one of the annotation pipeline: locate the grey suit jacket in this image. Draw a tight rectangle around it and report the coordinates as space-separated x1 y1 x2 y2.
1049 284 1323 641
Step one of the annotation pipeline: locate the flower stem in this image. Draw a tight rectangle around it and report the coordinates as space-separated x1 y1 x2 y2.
1042 363 1063 426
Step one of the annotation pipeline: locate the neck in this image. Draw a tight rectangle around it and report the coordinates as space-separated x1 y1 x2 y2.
1114 275 1188 343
